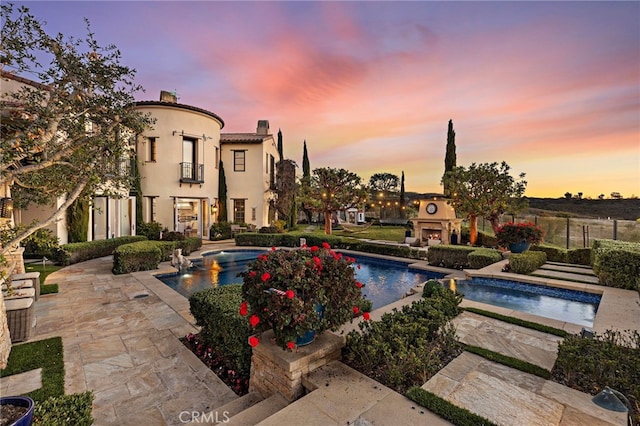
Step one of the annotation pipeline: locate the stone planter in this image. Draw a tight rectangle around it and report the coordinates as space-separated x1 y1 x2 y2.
249 330 345 401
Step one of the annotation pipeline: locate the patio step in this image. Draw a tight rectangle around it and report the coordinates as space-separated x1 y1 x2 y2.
224 393 289 426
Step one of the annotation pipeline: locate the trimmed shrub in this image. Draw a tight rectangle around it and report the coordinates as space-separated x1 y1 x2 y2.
22 228 63 260
530 244 568 263
552 330 640 426
61 235 147 265
210 221 232 240
112 241 162 274
468 248 503 269
476 231 498 248
234 233 428 260
567 247 592 266
343 292 463 393
155 241 177 261
591 239 640 290
189 285 252 377
508 250 547 274
176 237 202 256
137 221 164 240
34 391 94 426
426 245 477 269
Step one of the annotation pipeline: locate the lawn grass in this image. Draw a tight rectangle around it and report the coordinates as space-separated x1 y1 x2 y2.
0 336 64 402
23 263 62 284
41 283 59 295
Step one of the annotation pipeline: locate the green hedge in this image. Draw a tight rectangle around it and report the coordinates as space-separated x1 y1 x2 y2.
530 244 568 263
343 289 463 393
508 250 547 274
567 248 592 266
468 248 503 269
591 239 640 290
112 241 163 274
34 392 94 426
464 345 551 379
426 245 477 269
235 233 428 260
552 330 640 425
406 387 498 426
61 235 148 265
189 285 252 377
476 231 498 248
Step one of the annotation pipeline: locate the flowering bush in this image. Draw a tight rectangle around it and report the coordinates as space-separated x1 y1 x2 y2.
495 222 544 247
239 243 370 350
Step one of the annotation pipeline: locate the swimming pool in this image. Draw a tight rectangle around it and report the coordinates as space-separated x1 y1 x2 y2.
156 249 444 309
446 277 600 327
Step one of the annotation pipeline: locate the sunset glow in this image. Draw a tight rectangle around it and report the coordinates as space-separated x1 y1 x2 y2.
12 1 640 198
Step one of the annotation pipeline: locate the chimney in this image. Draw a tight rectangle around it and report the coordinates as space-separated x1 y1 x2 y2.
257 120 270 135
160 90 177 103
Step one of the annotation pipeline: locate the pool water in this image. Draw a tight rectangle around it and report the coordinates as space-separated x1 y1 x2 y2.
156 250 444 309
447 277 600 327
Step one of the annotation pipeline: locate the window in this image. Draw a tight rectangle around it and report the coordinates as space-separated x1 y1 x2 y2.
148 137 157 162
265 153 269 173
234 150 246 172
233 199 246 223
144 196 157 222
215 147 219 169
251 207 256 221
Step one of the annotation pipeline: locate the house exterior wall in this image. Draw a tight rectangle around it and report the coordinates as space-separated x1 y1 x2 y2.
221 137 279 229
133 102 223 238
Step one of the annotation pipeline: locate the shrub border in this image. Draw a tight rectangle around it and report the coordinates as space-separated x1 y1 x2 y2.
463 345 551 379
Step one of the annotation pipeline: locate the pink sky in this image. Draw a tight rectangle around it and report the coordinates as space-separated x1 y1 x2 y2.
12 1 640 198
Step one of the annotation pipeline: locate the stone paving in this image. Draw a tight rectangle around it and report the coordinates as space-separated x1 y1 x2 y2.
5 242 638 425
30 252 238 425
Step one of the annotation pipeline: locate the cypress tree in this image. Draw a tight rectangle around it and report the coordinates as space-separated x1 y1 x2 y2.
131 154 143 228
277 129 283 161
301 141 312 223
67 198 89 242
218 160 228 222
400 171 406 218
443 119 457 196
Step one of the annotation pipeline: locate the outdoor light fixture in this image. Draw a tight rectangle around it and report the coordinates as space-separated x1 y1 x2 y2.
0 197 13 219
592 386 633 426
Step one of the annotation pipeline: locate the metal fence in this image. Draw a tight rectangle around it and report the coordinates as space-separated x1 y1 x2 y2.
477 214 640 249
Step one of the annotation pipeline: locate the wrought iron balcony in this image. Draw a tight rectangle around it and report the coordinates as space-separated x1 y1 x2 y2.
180 162 204 184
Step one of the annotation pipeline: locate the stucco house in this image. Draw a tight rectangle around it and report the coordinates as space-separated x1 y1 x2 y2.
220 120 280 229
134 92 280 238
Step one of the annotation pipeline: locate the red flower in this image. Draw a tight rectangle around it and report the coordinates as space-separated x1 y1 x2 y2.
258 254 267 261
261 272 271 282
310 246 319 252
287 341 295 350
285 290 295 299
352 306 359 315
271 246 277 251
313 256 322 267
357 264 361 269
355 281 363 289
248 336 259 347
249 271 256 277
363 312 370 321
239 301 248 316
249 314 260 327
322 242 330 249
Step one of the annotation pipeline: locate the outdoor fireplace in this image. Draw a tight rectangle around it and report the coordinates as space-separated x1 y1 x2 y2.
410 198 462 246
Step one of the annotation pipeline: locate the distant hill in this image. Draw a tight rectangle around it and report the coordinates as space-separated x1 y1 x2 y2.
406 192 640 221
524 198 640 221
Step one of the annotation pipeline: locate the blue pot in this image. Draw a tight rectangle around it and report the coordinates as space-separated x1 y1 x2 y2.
1 396 35 426
509 241 531 253
294 304 324 346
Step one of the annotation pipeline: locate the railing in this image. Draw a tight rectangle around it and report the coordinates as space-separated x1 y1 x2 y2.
180 162 204 183
477 214 640 248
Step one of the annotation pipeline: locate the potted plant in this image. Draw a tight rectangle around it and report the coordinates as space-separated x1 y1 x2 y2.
239 243 370 350
495 222 544 253
0 396 35 426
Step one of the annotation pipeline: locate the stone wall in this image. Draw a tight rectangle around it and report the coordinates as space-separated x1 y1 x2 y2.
249 330 345 402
